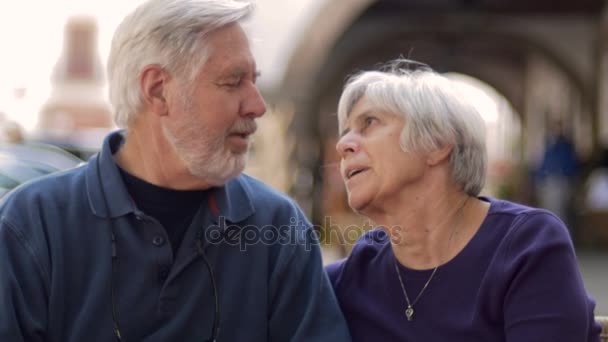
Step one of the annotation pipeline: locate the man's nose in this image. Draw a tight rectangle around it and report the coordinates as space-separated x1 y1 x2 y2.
241 84 266 119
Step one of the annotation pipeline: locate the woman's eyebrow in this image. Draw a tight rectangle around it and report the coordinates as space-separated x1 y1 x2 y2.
339 110 374 137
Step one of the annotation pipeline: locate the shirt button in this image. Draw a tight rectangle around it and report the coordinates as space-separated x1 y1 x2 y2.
159 265 170 282
152 236 165 246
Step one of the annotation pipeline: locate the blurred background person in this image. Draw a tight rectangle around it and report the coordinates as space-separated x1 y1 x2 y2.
535 118 580 228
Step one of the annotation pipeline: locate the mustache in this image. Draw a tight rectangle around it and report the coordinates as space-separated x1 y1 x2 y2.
229 120 257 135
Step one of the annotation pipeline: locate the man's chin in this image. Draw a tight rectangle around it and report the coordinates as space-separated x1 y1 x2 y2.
229 146 250 156
192 156 247 186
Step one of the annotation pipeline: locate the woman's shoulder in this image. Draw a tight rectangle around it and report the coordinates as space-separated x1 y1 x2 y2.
483 197 567 234
481 197 572 257
484 196 546 217
326 228 390 289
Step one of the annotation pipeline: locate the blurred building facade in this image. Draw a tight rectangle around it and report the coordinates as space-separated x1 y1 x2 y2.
35 15 113 158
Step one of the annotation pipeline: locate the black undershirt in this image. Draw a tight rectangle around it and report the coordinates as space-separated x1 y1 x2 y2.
118 167 208 255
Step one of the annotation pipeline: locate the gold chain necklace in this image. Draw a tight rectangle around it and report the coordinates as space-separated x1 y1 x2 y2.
393 258 437 321
393 196 469 321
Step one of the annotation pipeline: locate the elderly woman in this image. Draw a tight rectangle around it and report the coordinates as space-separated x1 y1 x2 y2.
326 59 601 341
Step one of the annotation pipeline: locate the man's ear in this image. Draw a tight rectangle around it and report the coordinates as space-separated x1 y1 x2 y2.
140 64 169 117
427 144 453 166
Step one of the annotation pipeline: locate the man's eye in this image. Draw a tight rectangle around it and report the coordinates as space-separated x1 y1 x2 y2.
218 77 242 88
226 80 241 87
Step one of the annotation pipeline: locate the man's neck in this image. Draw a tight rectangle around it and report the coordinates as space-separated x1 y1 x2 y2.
114 125 214 191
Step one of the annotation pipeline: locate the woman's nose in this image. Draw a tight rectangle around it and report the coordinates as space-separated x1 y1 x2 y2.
336 133 359 157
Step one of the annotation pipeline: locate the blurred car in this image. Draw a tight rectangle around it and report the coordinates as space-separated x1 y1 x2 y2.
0 143 83 197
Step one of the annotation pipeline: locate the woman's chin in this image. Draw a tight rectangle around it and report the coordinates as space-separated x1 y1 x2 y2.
347 195 371 214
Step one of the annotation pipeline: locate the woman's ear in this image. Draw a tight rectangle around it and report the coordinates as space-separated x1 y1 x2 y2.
139 64 169 117
427 144 453 166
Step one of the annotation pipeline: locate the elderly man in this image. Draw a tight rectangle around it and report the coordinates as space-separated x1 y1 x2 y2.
0 1 350 341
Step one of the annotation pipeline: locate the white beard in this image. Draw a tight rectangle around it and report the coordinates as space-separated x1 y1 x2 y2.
162 118 247 186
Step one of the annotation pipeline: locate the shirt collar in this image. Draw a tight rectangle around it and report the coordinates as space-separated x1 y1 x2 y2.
86 130 136 218
210 176 255 224
86 130 255 222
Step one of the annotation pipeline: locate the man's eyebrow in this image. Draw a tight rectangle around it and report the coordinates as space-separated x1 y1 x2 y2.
227 69 247 78
219 68 261 81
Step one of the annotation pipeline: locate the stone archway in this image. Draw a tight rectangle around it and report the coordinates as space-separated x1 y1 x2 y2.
279 0 604 227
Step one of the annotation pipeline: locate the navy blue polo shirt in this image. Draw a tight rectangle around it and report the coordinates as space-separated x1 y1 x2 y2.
0 131 351 342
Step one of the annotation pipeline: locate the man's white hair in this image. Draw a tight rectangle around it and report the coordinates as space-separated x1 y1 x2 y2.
107 0 254 128
337 59 487 196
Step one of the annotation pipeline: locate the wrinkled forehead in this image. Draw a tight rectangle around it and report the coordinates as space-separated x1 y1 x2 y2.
206 23 252 58
200 23 257 74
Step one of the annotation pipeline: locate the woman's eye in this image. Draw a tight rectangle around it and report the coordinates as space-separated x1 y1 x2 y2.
364 117 376 127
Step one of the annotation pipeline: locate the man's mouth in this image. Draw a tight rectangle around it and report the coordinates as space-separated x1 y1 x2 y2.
230 132 251 139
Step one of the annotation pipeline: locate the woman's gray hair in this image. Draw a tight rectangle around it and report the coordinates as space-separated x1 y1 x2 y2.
107 0 254 128
337 59 487 196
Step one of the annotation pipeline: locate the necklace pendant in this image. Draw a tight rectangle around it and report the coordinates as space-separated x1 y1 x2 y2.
405 306 414 321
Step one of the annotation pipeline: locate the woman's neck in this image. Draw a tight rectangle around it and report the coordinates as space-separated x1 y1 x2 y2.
384 191 471 270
